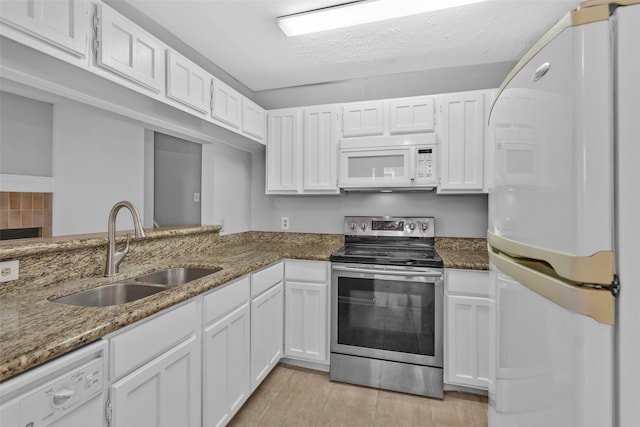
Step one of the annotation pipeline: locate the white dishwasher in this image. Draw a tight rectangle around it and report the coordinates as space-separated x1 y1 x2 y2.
0 340 107 427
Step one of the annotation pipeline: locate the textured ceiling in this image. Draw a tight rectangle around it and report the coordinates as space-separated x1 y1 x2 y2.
122 0 582 92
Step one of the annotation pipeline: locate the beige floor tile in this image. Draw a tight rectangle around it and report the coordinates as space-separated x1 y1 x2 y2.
317 382 379 427
228 365 294 426
230 364 488 427
373 389 434 427
258 368 331 427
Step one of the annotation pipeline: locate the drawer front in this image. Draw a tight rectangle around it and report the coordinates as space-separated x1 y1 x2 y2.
203 276 250 325
251 262 284 297
446 269 490 297
285 260 328 283
110 300 198 379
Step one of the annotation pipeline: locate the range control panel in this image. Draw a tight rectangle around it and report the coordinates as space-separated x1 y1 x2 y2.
344 216 435 238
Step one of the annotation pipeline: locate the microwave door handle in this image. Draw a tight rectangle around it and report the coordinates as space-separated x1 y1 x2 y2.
333 266 442 277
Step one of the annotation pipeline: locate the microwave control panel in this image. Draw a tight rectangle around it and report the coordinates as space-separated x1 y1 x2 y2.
416 147 435 178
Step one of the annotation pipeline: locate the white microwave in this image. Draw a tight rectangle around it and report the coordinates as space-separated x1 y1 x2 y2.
338 135 437 190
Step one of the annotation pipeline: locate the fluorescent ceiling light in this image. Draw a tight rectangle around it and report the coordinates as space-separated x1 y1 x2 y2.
278 0 487 37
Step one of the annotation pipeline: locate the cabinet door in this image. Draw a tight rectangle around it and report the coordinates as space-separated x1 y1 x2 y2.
166 50 209 114
97 3 163 93
266 108 302 193
211 78 242 129
242 98 266 141
110 335 200 427
389 97 435 134
341 101 385 137
284 281 328 363
446 295 490 389
0 0 87 57
437 91 486 193
250 282 283 391
303 105 339 193
203 303 250 427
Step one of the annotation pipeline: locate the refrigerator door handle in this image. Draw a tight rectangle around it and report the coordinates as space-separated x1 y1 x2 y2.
487 230 614 285
488 243 615 325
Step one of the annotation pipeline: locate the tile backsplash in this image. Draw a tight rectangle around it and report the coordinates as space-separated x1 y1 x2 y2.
0 192 52 238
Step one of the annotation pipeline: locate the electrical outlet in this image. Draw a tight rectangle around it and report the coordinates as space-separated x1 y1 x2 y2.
281 217 290 230
193 192 200 203
0 260 19 283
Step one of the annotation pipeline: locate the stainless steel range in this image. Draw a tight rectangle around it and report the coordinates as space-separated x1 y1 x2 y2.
329 216 444 399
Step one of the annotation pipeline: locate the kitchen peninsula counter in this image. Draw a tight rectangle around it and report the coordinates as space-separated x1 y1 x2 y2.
0 229 487 381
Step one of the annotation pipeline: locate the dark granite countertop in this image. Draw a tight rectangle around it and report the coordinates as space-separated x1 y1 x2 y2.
0 230 487 381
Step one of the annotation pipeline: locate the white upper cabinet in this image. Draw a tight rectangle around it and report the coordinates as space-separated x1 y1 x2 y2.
242 97 266 142
437 90 487 193
389 96 436 134
211 78 242 129
303 105 339 193
341 101 385 137
266 108 302 193
166 50 210 114
96 2 164 93
0 0 87 58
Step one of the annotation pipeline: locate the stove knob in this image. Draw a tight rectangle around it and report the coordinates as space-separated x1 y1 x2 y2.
421 222 429 231
408 223 416 231
360 223 368 231
349 222 357 230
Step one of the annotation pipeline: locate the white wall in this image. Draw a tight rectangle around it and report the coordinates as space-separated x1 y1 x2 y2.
52 102 145 236
0 91 53 176
154 133 202 227
202 141 252 234
251 151 487 237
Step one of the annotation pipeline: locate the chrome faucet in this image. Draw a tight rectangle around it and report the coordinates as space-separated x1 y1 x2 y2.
104 201 146 277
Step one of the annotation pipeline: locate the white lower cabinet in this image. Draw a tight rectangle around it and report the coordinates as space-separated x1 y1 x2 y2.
445 269 490 390
202 277 251 427
107 300 201 427
110 335 200 427
250 282 284 391
284 260 330 365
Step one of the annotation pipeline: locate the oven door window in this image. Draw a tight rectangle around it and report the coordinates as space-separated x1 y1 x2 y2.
337 276 435 356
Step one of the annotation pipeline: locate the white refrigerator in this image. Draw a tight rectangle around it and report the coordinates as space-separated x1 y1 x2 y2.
487 2 639 427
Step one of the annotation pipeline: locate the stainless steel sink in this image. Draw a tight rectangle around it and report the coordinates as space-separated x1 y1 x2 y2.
52 267 220 307
135 267 220 287
52 282 167 307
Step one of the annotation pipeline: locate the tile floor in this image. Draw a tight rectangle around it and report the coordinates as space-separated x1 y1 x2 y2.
228 364 488 427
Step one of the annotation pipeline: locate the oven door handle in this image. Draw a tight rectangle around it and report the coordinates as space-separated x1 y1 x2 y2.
333 265 442 277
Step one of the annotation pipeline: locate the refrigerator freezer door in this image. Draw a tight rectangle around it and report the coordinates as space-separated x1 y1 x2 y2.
488 19 614 257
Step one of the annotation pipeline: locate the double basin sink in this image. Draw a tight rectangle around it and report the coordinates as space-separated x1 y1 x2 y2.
52 267 220 307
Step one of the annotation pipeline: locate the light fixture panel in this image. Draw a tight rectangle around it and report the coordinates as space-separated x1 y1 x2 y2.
278 0 487 37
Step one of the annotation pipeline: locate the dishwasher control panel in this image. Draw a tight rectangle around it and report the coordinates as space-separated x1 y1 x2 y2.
19 357 104 426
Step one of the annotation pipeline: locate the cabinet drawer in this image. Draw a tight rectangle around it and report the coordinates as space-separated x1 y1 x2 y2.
203 276 250 325
446 269 490 297
251 262 284 297
110 300 198 379
285 260 328 283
